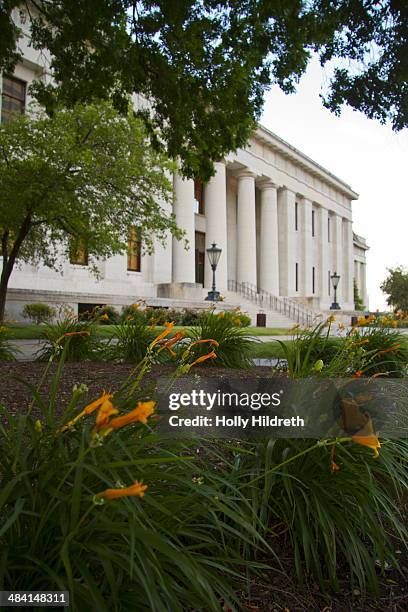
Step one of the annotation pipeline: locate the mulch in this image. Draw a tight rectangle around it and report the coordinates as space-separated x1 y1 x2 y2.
0 361 274 418
1 361 407 611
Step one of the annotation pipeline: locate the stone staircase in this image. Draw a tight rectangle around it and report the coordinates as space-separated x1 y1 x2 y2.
224 281 318 328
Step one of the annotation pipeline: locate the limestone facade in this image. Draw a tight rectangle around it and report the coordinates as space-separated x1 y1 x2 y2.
0 9 369 318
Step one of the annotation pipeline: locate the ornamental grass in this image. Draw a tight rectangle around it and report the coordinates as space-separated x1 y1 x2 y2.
0 329 269 611
1 317 407 608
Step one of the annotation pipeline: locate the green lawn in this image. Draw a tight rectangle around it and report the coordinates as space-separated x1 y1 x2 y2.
4 323 293 340
249 340 288 359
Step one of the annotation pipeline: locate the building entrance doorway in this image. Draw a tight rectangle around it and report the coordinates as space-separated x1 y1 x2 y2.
195 231 205 286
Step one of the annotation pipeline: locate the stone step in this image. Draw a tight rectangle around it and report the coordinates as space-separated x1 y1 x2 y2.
222 291 297 327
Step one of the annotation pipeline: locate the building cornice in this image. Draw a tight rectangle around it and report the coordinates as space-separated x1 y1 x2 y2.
353 232 369 250
254 124 359 201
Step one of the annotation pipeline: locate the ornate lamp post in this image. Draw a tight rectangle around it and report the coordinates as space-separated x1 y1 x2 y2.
205 242 222 301
330 271 341 310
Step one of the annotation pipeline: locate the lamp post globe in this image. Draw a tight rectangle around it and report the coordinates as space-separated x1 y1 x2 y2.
330 271 341 310
205 242 222 301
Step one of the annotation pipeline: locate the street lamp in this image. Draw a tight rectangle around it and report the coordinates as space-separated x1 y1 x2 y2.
330 271 341 310
205 242 222 301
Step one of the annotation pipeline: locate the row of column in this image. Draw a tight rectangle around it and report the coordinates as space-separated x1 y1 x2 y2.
172 163 354 305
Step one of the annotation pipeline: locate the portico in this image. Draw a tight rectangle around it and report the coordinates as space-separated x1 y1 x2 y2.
170 125 360 312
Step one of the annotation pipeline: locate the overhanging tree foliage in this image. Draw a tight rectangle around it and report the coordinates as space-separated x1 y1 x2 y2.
0 102 181 320
0 1 406 180
380 266 408 313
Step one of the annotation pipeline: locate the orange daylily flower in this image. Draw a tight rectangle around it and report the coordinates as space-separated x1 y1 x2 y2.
352 417 381 458
354 370 363 378
330 446 340 472
190 349 217 367
60 391 113 431
157 331 184 355
96 480 148 500
64 331 91 337
150 322 175 348
377 344 400 356
353 338 369 346
94 399 119 430
190 339 219 348
106 401 156 431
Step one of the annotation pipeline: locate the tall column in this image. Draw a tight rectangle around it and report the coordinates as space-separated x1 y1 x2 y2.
172 172 196 284
300 198 313 296
361 263 369 309
317 206 329 303
343 219 354 308
236 171 257 286
277 187 296 296
153 170 173 284
226 178 237 283
204 161 228 291
332 214 343 304
259 181 279 295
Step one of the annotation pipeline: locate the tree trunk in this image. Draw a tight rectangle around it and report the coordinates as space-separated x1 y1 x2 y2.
0 216 32 322
0 267 11 322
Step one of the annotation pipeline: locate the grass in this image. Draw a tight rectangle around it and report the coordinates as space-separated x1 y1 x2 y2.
249 340 289 359
4 323 293 340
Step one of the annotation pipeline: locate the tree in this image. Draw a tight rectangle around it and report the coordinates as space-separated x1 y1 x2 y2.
1 1 407 180
353 279 365 311
380 267 408 313
0 102 181 321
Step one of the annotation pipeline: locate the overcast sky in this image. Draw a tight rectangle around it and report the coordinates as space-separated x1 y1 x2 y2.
260 57 408 311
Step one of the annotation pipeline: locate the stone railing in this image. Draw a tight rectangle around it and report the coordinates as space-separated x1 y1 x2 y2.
227 280 317 326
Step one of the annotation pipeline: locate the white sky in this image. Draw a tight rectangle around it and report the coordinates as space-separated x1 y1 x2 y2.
260 57 408 311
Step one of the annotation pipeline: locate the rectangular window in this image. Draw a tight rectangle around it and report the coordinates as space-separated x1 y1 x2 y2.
194 179 205 215
69 237 88 266
328 216 331 242
127 227 141 272
295 201 298 231
312 210 315 237
312 266 315 294
328 270 331 295
1 75 26 123
295 263 298 292
195 231 205 285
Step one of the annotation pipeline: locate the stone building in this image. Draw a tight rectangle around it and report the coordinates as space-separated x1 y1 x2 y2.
0 8 369 324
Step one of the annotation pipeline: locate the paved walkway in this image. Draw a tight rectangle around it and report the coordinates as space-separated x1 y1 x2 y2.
10 335 291 362
8 327 408 362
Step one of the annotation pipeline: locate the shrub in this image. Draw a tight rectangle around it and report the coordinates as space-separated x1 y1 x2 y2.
221 308 251 328
120 303 149 324
188 310 256 368
36 315 101 361
0 342 268 611
351 326 408 377
178 308 203 326
22 302 55 324
0 325 17 361
93 304 119 325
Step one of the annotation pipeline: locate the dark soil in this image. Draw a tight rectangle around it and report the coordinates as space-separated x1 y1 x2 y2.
1 361 407 612
0 361 274 418
239 531 408 611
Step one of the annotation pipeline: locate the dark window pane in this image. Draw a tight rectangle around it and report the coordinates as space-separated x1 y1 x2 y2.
1 75 26 123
